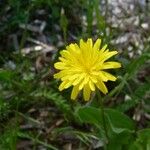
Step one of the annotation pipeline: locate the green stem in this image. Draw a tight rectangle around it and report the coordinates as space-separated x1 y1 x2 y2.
97 90 109 148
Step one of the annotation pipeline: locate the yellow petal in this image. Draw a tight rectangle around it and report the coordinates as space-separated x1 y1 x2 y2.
89 76 98 83
60 50 70 58
89 80 95 91
64 81 73 89
100 44 107 53
101 71 117 81
98 72 108 81
96 81 108 94
102 61 121 69
87 38 93 48
72 73 85 85
54 72 64 79
79 75 89 90
59 81 68 91
83 84 91 101
93 39 101 50
71 85 80 100
80 39 86 49
54 62 66 70
54 70 70 79
68 44 79 53
68 74 80 81
61 75 71 81
80 40 90 62
58 57 66 62
74 44 80 53
102 51 118 62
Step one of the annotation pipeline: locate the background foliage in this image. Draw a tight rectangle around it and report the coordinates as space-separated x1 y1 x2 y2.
0 0 150 149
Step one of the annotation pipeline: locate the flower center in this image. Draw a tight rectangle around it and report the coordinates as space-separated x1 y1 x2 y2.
83 65 91 75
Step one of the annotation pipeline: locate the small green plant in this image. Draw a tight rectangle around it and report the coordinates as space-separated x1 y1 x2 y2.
0 0 150 149
53 38 150 149
0 123 18 150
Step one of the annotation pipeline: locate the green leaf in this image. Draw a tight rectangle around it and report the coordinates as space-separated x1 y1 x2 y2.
137 129 150 150
108 131 135 150
32 89 73 121
105 108 135 133
129 142 143 150
76 106 103 128
76 106 136 150
76 106 135 132
0 70 14 82
129 129 150 150
105 109 135 150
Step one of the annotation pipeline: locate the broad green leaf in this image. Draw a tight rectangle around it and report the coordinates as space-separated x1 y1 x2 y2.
105 109 135 150
76 106 135 132
107 131 135 150
76 106 103 127
105 108 135 133
76 106 136 150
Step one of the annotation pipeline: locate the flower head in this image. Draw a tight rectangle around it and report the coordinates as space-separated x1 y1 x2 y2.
54 38 121 101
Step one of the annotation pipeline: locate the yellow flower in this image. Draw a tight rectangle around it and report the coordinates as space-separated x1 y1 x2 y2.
54 38 121 101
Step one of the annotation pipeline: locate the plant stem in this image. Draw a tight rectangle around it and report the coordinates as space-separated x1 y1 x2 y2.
97 90 109 147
